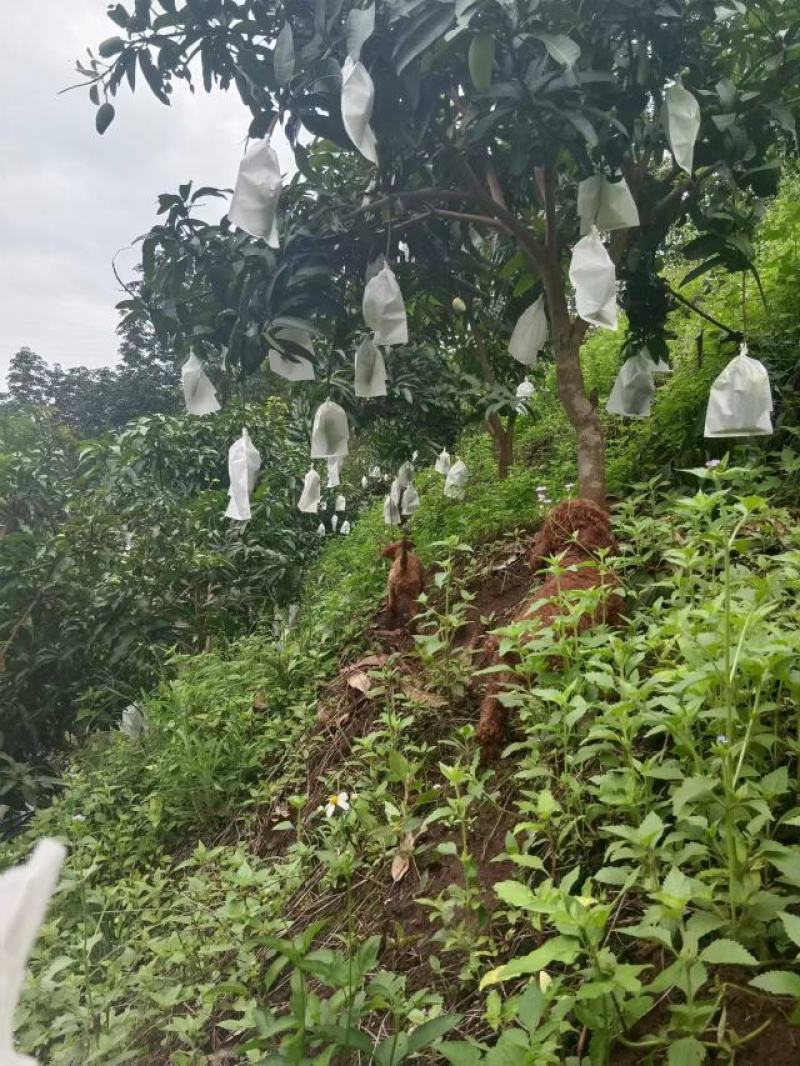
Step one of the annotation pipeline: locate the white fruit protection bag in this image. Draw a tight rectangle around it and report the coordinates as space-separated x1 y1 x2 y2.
508 295 548 366
384 494 401 526
569 228 618 330
363 265 408 346
341 57 378 164
225 429 261 521
298 468 322 513
354 336 387 397
606 355 656 418
577 175 639 234
444 459 469 500
1 838 66 1066
662 83 701 175
434 449 451 475
326 456 342 489
228 140 282 246
311 400 350 458
181 354 221 415
704 344 773 437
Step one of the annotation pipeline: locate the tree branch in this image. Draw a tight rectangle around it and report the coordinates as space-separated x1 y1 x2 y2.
666 283 743 340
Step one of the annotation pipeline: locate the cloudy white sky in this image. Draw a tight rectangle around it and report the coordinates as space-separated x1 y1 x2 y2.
0 3 291 384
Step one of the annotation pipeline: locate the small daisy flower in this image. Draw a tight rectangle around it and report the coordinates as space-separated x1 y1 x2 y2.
324 791 350 818
716 734 728 745
706 459 721 469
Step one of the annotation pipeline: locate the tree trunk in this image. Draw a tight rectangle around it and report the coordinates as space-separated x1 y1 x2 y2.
486 412 515 479
553 338 606 506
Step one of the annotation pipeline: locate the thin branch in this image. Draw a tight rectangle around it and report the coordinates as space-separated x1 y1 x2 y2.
666 283 743 340
432 207 513 236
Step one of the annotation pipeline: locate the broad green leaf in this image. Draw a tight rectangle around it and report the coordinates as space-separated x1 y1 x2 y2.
98 36 126 58
750 970 800 997
406 1013 462 1054
671 775 716 818
779 911 800 950
96 103 116 135
274 21 295 85
468 33 494 92
699 938 758 966
374 1031 408 1065
667 1036 706 1066
437 1042 483 1066
480 936 580 988
534 33 580 68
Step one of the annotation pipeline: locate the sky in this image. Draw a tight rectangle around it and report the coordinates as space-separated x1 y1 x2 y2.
0 2 292 385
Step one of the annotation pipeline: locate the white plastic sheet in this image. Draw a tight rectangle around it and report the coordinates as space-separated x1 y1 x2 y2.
1 839 66 1066
508 295 548 366
663 83 701 175
340 519 351 535
384 494 401 526
401 484 420 515
363 265 408 346
354 336 387 397
181 354 220 416
299 469 322 513
335 495 346 512
268 325 316 381
569 228 618 330
341 57 378 164
444 459 469 500
311 400 350 458
326 456 341 488
606 355 656 418
434 449 451 475
225 429 261 521
704 344 773 437
577 175 639 234
228 140 282 246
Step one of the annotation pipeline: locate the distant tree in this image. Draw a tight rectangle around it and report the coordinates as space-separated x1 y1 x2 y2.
7 348 51 408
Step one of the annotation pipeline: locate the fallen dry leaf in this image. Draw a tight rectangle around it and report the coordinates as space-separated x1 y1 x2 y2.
346 669 372 694
390 832 417 883
252 690 267 712
400 683 447 709
350 653 388 671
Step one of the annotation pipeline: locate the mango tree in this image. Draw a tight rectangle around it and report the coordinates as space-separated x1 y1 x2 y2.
84 0 800 502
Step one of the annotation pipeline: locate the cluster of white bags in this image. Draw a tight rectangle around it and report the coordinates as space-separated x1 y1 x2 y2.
225 429 262 521
383 459 420 525
569 227 618 330
181 354 221 415
509 295 548 365
577 175 639 234
228 139 282 246
1 838 66 1066
704 344 773 437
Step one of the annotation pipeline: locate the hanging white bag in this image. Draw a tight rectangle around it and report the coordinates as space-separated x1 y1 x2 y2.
434 449 451 475
577 175 639 234
228 139 282 246
369 465 382 479
704 344 773 437
225 429 261 521
389 478 403 507
1 838 66 1066
606 355 656 418
569 228 618 330
327 456 342 488
335 495 346 512
396 462 413 488
354 336 387 397
363 265 408 346
340 519 351 535
662 83 701 175
384 494 401 526
331 514 339 533
516 378 535 401
298 468 322 513
317 522 326 536
508 294 548 366
120 703 148 740
181 354 221 415
311 399 350 458
341 57 378 164
361 475 369 489
401 484 420 515
444 459 469 500
268 325 316 381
